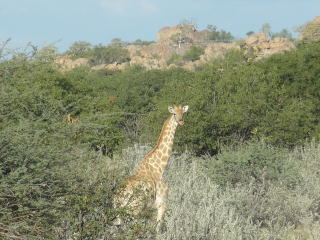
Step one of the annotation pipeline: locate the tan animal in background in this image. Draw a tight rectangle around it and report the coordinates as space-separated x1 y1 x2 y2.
113 105 189 226
67 113 79 124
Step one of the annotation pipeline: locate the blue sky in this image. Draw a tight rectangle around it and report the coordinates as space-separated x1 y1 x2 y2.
0 0 319 52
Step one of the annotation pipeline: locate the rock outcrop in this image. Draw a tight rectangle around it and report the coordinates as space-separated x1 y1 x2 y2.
55 56 89 71
156 24 209 44
244 33 295 60
182 42 240 71
299 16 320 40
91 62 129 71
55 24 296 72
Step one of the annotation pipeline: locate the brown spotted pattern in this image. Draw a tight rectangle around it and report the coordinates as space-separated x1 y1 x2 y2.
113 105 189 224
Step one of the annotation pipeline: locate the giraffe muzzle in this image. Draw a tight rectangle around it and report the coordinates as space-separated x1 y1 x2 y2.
178 120 184 126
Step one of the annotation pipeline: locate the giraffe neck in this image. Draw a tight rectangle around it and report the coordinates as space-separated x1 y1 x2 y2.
137 115 178 179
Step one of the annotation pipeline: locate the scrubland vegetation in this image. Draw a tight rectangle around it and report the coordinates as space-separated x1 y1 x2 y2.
1 38 320 239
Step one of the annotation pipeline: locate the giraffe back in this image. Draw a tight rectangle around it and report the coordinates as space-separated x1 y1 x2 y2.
113 174 156 216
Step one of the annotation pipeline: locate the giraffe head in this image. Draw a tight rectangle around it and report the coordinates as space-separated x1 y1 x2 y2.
168 105 189 126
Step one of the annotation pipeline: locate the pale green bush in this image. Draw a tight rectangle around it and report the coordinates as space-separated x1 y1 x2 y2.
154 142 319 240
60 141 320 239
157 152 289 240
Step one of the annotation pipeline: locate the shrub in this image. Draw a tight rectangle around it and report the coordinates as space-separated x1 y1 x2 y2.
67 41 92 58
201 140 299 187
182 46 205 62
166 54 183 65
144 41 320 154
155 147 319 240
88 45 130 65
206 24 234 42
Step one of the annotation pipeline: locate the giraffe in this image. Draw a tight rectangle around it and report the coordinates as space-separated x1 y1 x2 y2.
66 113 79 124
113 104 189 226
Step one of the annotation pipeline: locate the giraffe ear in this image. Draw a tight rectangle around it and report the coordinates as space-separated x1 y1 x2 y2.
183 105 189 113
168 106 174 113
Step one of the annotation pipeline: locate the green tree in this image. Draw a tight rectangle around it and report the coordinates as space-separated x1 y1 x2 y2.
68 41 92 58
261 23 272 37
182 46 205 62
35 44 58 61
206 25 234 42
109 38 127 47
89 44 130 65
246 31 255 36
131 39 154 46
272 29 293 39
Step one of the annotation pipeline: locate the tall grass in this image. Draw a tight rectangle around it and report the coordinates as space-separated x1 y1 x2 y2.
156 141 320 240
117 141 320 240
61 141 320 239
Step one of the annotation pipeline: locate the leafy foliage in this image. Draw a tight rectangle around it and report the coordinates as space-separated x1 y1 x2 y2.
131 39 154 46
206 24 234 42
201 140 298 187
67 41 92 58
88 44 130 65
271 28 293 39
182 46 205 62
166 54 183 65
2 37 320 239
144 42 320 154
66 42 131 65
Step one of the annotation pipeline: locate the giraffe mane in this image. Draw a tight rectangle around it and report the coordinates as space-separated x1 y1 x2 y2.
145 116 171 159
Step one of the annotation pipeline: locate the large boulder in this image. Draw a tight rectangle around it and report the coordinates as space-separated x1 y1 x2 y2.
299 16 320 40
156 24 197 42
91 62 129 71
200 42 240 62
55 56 89 71
245 33 295 60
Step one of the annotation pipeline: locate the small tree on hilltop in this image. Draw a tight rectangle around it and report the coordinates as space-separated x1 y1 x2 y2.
206 25 234 42
261 23 272 38
68 41 92 58
246 31 255 37
271 29 293 40
109 38 127 47
180 18 198 31
35 45 58 61
89 44 130 65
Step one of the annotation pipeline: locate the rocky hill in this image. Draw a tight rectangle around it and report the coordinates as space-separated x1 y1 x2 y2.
299 16 320 40
244 33 295 61
55 23 296 72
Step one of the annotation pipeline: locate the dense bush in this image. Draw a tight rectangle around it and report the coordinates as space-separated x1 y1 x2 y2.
65 43 131 65
157 142 320 240
3 41 320 155
144 42 320 154
131 39 154 46
67 41 93 58
23 40 319 157
88 45 130 65
201 140 298 187
2 39 320 239
206 24 234 42
182 45 205 62
166 54 183 66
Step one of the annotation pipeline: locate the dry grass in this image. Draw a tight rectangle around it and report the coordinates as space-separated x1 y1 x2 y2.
64 141 319 239
118 141 320 240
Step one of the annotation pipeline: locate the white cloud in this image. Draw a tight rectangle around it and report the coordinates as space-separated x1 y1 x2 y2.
100 0 157 14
